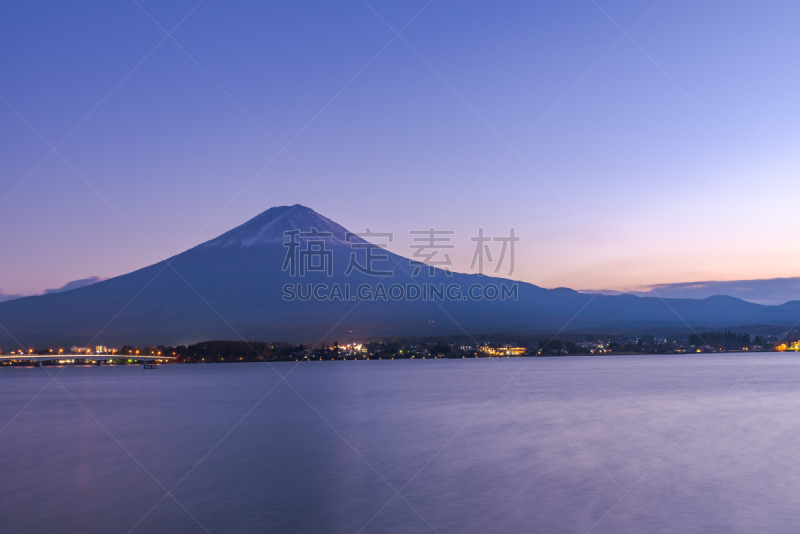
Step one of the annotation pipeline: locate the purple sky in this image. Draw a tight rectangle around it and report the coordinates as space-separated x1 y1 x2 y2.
2 0 800 297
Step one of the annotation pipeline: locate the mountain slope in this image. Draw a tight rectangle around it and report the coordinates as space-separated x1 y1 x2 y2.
1 205 799 348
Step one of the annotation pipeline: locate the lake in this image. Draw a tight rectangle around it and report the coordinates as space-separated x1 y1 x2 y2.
1 353 799 533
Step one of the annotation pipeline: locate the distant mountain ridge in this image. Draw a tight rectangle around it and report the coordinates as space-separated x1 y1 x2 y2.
585 277 800 306
1 204 799 348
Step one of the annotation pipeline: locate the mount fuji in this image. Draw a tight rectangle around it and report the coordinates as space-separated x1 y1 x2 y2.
1 204 799 348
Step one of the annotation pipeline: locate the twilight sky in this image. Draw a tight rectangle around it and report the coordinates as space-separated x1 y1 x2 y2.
2 0 800 297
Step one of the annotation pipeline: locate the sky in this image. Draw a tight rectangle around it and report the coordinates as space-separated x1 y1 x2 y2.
2 0 800 298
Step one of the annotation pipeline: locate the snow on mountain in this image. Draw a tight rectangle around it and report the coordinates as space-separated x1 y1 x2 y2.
199 204 355 249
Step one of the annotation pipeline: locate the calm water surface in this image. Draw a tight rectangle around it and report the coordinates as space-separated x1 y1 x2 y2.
2 354 799 533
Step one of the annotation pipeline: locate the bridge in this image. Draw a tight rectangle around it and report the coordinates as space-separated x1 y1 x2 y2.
0 354 173 368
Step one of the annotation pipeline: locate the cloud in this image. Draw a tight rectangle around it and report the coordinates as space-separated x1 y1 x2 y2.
0 276 106 303
583 277 800 306
43 276 105 294
0 291 24 303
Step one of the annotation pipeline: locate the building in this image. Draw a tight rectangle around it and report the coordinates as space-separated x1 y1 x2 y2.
777 341 800 351
480 344 526 356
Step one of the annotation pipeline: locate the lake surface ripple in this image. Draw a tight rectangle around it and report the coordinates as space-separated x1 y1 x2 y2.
2 353 799 533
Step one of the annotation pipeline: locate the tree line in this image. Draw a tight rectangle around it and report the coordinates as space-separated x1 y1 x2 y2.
688 331 755 350
119 341 306 363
